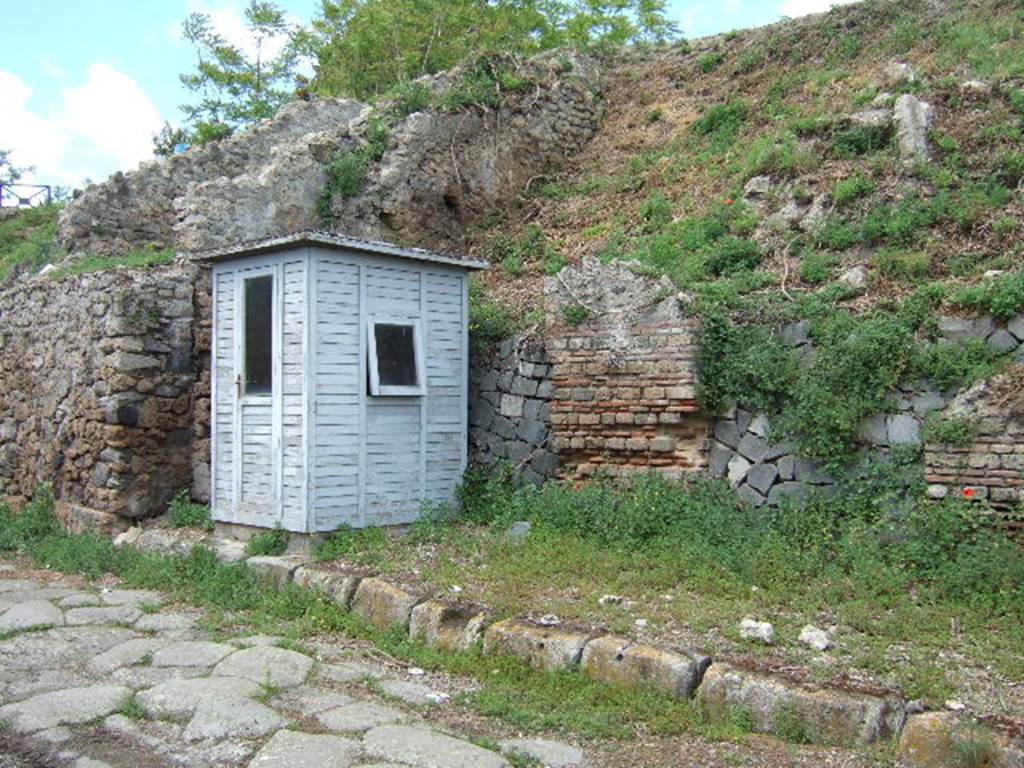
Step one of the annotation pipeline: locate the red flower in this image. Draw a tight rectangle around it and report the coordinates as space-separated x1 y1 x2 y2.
962 487 975 499
723 198 735 206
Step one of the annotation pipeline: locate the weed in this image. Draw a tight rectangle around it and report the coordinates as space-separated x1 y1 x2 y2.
923 413 977 447
319 149 368 217
640 192 673 232
832 124 891 157
315 525 389 562
385 81 432 118
245 526 289 557
799 251 838 285
833 174 876 208
0 204 64 285
469 279 518 351
773 705 810 744
562 304 589 326
953 730 996 768
47 247 175 281
117 695 148 721
690 101 748 149
950 270 1024 320
645 108 664 123
706 237 762 276
168 490 213 532
873 249 932 281
697 51 725 73
743 133 818 179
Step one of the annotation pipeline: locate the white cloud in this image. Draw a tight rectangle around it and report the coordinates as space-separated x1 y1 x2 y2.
0 64 164 189
779 0 860 18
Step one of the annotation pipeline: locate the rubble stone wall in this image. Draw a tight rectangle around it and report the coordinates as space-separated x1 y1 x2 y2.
0 265 200 519
468 336 558 485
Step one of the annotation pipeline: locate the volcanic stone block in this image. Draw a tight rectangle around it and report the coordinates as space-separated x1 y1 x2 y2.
409 600 488 651
581 636 710 699
351 577 424 631
483 619 591 671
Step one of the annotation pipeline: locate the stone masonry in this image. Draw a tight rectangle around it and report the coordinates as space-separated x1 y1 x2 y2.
468 335 558 484
0 265 200 521
925 366 1024 512
544 259 709 480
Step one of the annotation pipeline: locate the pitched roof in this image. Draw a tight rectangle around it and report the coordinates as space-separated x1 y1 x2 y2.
192 230 488 270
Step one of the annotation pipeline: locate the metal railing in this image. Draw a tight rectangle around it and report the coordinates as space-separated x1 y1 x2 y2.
0 182 52 208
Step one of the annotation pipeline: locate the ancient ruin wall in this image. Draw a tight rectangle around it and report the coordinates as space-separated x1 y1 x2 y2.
0 265 200 522
544 260 709 480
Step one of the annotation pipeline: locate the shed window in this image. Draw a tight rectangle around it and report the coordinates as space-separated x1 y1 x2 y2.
243 275 273 395
368 320 423 396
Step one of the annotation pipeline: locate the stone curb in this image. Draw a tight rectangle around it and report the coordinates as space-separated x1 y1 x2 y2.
117 541 1018 755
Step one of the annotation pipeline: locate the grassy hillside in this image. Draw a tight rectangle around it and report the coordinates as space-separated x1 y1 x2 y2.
471 0 1024 322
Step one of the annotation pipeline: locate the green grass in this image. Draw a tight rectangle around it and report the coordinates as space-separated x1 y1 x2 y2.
245 526 289 557
0 204 64 284
46 247 175 280
168 490 213 531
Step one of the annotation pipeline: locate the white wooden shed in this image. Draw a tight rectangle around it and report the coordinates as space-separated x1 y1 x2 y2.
201 231 487 532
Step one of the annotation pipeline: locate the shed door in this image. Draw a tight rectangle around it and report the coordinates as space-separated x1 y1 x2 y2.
231 265 282 527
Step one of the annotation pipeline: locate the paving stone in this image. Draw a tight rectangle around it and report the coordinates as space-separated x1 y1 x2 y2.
0 626 137 673
212 646 313 688
293 566 362 607
136 676 260 719
776 455 796 481
4 669 94 700
726 454 751 486
74 759 114 768
364 725 509 768
150 640 236 668
379 679 449 706
1008 314 1024 341
0 580 43 593
581 636 710 699
0 683 131 731
499 738 585 768
698 663 904 746
351 577 424 631
409 600 488 652
182 696 287 741
859 414 889 445
65 605 142 627
707 442 732 476
100 589 162 607
36 726 73 743
59 593 101 608
87 638 168 674
317 661 382 684
317 701 407 732
232 634 283 648
987 328 1019 354
483 619 591 671
248 730 363 768
0 600 64 632
272 688 354 715
887 413 921 445
110 665 207 690
713 421 742 450
212 539 249 563
134 611 199 633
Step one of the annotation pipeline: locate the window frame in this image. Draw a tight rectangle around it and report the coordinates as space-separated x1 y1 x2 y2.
366 316 425 397
240 268 277 399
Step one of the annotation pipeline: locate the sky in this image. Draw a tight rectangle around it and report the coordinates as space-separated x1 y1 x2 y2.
0 0 857 190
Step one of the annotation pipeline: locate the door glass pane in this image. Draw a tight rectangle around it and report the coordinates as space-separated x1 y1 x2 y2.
374 323 418 387
244 276 273 395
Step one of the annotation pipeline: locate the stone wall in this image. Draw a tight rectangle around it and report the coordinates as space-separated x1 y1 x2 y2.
544 260 709 480
924 367 1024 511
58 54 604 259
0 265 200 521
468 336 558 485
709 313 1024 506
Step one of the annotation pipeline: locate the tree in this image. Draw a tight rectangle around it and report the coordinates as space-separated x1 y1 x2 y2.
176 0 301 144
305 0 680 100
0 149 30 186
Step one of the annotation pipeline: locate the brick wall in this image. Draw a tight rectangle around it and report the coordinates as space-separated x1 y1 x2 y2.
544 259 710 481
924 367 1024 511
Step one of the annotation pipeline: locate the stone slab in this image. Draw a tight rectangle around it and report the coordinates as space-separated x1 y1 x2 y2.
581 635 710 699
364 725 509 768
212 645 313 689
87 638 168 674
246 555 309 587
499 738 585 768
0 683 131 732
248 730 363 768
293 566 362 607
65 605 142 627
150 640 236 668
483 619 591 671
317 701 407 733
136 676 261 719
698 663 905 746
379 679 448 706
409 600 488 652
351 577 424 631
0 600 64 632
182 696 287 741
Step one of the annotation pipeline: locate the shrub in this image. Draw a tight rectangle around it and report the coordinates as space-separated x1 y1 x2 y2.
923 413 977 446
640 193 673 232
0 204 64 285
861 194 947 247
833 174 876 208
950 271 1024 320
245 526 289 557
743 133 818 179
469 280 517 350
168 490 213 531
799 251 839 284
690 101 748 148
319 149 369 218
562 304 589 326
995 150 1024 187
873 249 932 280
914 338 999 391
697 51 725 73
832 123 892 156
0 485 60 554
706 237 762 276
385 81 432 118
811 216 860 250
